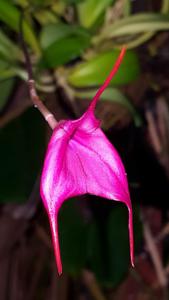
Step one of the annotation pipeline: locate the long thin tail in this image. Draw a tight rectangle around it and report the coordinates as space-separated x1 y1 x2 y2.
49 211 62 275
128 205 134 267
88 47 126 112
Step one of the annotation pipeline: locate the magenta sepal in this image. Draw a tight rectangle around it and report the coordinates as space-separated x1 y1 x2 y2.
40 47 134 275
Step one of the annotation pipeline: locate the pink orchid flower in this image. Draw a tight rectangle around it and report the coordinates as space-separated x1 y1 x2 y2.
40 47 134 275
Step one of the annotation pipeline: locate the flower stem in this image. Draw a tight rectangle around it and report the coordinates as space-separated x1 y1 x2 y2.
19 13 57 130
28 80 57 129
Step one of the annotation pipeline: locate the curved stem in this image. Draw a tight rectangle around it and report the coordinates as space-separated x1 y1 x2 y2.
19 13 57 129
28 80 57 129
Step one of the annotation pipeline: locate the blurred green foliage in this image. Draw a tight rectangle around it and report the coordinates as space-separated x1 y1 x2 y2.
40 23 91 67
77 0 116 28
59 199 142 286
67 50 140 86
0 78 15 111
0 108 45 202
0 0 167 287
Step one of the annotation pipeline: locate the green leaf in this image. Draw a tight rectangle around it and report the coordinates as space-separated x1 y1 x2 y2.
68 50 140 87
63 0 84 3
0 59 10 71
43 36 90 68
40 24 91 68
51 2 66 15
0 30 22 61
34 10 58 25
77 0 115 28
161 0 169 13
0 59 16 80
75 88 142 126
59 198 89 276
0 0 41 56
40 23 85 49
0 78 15 111
123 0 131 16
17 0 56 7
98 13 169 40
0 58 26 81
12 0 29 7
0 108 45 203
